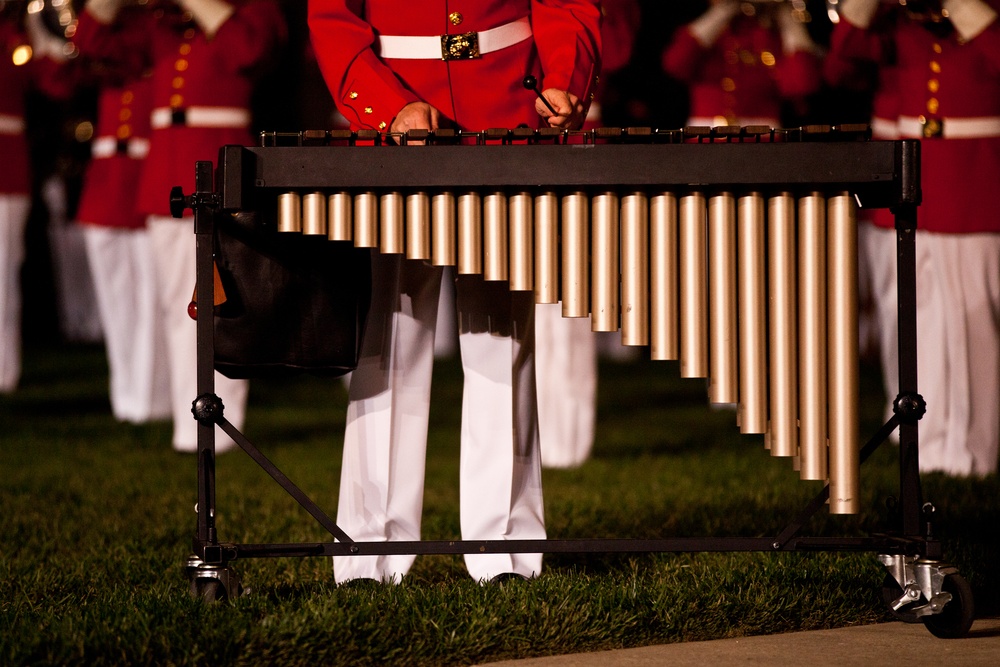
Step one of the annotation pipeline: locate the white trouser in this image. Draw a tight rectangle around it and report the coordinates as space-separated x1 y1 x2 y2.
43 177 102 343
856 220 880 361
83 225 171 423
0 195 30 392
860 223 900 436
147 215 249 452
433 266 458 358
534 302 596 468
913 231 1000 476
335 253 545 583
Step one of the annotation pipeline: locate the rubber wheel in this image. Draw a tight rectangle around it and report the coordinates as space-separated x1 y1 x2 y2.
881 574 921 623
922 573 975 639
190 577 226 603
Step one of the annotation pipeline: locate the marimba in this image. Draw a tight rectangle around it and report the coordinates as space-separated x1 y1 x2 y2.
172 126 972 637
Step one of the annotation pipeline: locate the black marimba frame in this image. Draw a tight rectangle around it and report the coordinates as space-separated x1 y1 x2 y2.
172 128 973 636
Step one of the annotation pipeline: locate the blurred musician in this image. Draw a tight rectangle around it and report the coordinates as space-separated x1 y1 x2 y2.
308 0 601 584
74 0 287 452
0 2 33 393
829 0 1000 476
536 0 642 471
662 0 822 129
58 3 173 424
824 1 903 441
0 0 76 392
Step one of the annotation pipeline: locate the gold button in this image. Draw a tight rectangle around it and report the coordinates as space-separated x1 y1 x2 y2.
172 76 184 89
179 44 192 56
760 51 776 67
928 79 939 93
119 109 131 121
449 12 463 25
364 106 373 114
117 125 131 139
721 77 736 92
378 121 387 130
933 43 942 53
740 49 755 65
927 98 939 114
184 28 196 40
349 91 358 99
170 93 184 107
930 61 941 73
175 59 189 72
724 50 738 65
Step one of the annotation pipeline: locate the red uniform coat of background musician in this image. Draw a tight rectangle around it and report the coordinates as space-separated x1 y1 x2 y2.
829 5 1000 234
0 18 31 197
74 0 286 217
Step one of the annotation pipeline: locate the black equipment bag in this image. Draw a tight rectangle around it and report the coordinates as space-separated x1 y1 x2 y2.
210 211 371 379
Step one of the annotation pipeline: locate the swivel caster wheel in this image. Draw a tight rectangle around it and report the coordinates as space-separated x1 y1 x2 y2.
190 577 227 603
921 573 974 639
187 563 243 603
880 556 974 638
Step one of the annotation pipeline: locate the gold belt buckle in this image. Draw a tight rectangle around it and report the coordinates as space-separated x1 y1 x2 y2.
441 31 480 60
922 117 944 138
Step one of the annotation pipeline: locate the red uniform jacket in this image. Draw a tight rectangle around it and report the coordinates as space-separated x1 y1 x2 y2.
307 0 601 132
1 19 32 196
74 1 286 217
828 12 1000 234
76 77 154 229
662 13 820 126
64 6 152 230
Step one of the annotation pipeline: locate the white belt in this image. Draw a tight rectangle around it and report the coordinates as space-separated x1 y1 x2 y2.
687 116 779 129
377 16 532 60
91 136 151 159
0 113 26 135
899 115 1000 139
150 106 251 130
870 116 899 140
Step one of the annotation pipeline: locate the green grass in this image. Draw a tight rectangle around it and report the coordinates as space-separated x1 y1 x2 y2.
2 341 998 666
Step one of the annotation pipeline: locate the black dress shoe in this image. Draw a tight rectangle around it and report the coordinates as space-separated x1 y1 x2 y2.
487 572 531 586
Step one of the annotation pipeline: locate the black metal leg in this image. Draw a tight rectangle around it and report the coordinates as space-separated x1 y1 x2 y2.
894 201 925 540
193 161 219 549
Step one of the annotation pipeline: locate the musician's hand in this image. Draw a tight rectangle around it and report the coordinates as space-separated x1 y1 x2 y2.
390 102 442 142
536 89 585 130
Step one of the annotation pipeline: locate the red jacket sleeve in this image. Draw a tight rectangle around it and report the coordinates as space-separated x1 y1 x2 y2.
531 0 602 104
307 0 421 130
